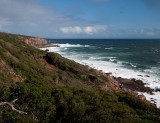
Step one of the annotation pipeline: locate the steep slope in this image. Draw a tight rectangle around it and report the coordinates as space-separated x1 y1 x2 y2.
0 32 160 122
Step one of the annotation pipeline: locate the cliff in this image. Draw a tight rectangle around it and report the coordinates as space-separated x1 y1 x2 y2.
22 37 48 48
0 32 55 48
21 37 59 48
0 32 159 122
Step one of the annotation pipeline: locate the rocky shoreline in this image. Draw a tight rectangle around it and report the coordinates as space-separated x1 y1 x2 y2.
115 77 154 94
85 65 158 107
37 39 159 108
105 73 158 107
39 44 60 48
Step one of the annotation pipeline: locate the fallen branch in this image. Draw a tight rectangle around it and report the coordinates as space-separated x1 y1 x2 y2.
0 99 27 115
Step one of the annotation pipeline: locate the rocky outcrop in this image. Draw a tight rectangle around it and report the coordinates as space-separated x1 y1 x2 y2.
22 37 51 48
22 37 60 48
129 91 156 107
116 77 153 94
101 74 123 92
0 32 59 48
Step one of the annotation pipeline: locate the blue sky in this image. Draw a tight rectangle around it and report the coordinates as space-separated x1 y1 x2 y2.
0 0 160 38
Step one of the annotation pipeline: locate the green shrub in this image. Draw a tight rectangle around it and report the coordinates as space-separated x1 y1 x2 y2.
0 32 160 122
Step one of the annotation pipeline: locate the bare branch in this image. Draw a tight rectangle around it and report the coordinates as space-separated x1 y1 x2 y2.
0 99 27 115
11 99 18 104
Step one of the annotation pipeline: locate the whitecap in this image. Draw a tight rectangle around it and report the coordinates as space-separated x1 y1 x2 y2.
105 47 113 50
109 59 115 62
52 43 90 48
138 92 160 108
40 45 160 108
39 47 60 52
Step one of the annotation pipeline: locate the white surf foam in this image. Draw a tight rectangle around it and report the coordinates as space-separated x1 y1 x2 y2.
40 45 160 108
138 92 160 108
89 56 117 60
78 59 160 108
105 47 114 50
39 47 60 52
51 43 90 48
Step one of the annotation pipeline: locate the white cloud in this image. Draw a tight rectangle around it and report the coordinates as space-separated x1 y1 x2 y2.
60 26 82 34
0 0 159 38
134 28 160 37
60 25 108 35
0 0 92 38
146 32 154 36
84 26 95 34
134 30 137 33
140 29 144 34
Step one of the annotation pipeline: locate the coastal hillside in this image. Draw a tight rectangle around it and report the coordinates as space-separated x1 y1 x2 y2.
0 32 160 122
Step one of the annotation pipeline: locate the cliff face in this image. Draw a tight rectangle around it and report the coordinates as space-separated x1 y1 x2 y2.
0 32 52 48
22 37 49 48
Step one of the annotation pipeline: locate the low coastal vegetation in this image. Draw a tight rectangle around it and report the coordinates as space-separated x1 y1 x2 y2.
0 32 160 122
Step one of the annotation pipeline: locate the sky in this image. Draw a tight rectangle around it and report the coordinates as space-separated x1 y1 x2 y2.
0 0 160 38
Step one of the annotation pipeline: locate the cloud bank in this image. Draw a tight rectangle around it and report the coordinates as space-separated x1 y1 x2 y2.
134 27 160 37
0 0 94 38
0 0 159 38
60 25 108 35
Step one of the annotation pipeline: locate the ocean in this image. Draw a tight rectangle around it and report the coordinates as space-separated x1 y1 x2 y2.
40 39 160 108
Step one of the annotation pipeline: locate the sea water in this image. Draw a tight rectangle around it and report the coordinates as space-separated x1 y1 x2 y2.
40 39 160 108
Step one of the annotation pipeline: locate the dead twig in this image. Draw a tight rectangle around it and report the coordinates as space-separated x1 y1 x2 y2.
0 99 27 115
